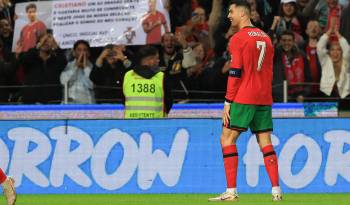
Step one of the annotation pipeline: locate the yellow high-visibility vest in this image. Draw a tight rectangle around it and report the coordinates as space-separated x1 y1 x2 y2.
123 70 165 119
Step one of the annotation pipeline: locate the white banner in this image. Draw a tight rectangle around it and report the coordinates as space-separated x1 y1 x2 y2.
13 0 171 51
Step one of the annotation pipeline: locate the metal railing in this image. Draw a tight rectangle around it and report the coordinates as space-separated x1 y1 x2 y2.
0 81 348 107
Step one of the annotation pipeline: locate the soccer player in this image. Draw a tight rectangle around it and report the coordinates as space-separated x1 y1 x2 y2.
208 0 282 202
0 169 16 205
142 0 169 44
16 3 47 53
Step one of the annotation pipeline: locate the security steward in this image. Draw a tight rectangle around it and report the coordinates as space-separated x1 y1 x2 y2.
123 46 173 118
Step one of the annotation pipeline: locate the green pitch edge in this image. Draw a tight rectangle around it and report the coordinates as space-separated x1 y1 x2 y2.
3 193 350 205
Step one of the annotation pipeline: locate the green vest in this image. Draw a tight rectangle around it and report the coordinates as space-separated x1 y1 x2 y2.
123 70 165 119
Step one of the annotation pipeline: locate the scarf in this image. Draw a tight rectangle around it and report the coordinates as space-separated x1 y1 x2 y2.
282 53 305 95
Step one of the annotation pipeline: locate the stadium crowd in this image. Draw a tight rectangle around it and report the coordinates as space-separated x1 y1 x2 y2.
0 0 350 110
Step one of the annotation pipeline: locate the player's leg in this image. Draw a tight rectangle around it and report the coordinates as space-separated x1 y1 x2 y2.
256 132 282 201
221 127 240 193
250 105 282 201
208 127 240 202
0 168 16 205
209 103 254 202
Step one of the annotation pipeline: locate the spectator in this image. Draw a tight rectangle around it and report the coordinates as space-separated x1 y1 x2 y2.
317 26 350 108
180 0 223 58
302 20 322 97
190 6 209 38
269 0 306 45
159 32 183 76
0 0 13 26
194 49 229 99
159 31 199 101
340 0 350 43
19 33 67 104
60 40 95 104
185 42 207 82
123 45 172 118
16 3 47 53
182 41 218 99
142 0 169 44
0 38 16 103
90 44 133 103
168 0 192 32
181 6 210 48
246 0 264 29
273 30 312 102
304 0 342 32
0 19 13 60
255 0 280 32
251 7 264 29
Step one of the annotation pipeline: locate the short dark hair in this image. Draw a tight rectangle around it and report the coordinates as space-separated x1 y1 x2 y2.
25 3 37 12
73 40 90 51
280 30 295 40
229 0 251 14
161 32 174 43
137 45 159 64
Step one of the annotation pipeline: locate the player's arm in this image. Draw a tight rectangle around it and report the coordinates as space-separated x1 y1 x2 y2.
142 15 153 33
163 21 169 32
225 37 243 104
142 21 151 33
162 15 170 32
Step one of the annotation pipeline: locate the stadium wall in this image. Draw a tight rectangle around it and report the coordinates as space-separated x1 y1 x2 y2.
0 118 349 194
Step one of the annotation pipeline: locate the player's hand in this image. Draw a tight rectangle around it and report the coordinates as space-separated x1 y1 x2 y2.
222 104 231 127
15 42 23 55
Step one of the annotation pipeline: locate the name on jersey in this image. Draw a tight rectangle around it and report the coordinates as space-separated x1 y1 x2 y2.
247 31 267 37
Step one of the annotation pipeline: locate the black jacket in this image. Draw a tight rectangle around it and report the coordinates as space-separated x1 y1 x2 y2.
0 60 16 103
19 48 67 104
90 61 130 103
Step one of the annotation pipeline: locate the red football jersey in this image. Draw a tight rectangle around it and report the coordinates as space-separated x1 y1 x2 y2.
225 27 274 105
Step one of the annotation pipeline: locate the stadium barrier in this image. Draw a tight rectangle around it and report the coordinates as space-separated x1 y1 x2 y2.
0 103 338 120
0 118 349 194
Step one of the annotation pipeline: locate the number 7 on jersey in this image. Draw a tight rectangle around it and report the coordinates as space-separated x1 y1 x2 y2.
256 41 266 71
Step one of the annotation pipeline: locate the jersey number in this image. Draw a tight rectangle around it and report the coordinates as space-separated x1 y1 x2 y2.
256 41 266 71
